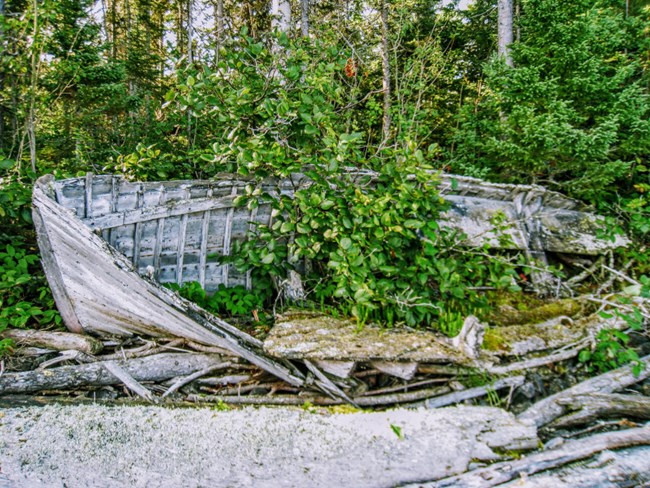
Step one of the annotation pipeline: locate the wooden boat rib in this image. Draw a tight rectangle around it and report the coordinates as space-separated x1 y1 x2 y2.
33 172 628 394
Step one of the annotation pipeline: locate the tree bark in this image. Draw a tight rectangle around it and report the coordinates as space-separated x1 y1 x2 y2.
497 0 514 67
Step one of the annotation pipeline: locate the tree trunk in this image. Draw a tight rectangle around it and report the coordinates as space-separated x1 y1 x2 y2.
380 0 391 142
187 0 193 64
497 0 514 67
0 0 5 150
271 0 291 32
301 0 309 37
215 0 224 47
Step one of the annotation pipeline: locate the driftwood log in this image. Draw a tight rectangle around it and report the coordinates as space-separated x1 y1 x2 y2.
403 424 650 488
0 353 228 395
517 354 650 428
493 446 650 488
550 393 650 428
0 329 104 355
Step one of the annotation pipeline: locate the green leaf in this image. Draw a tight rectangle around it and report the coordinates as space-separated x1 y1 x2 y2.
320 200 335 210
297 223 311 234
404 220 423 229
340 237 352 250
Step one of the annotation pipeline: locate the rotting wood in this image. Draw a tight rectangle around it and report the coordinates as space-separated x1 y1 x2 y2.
517 354 650 428
483 312 624 358
405 424 650 488
0 353 228 395
550 393 650 428
0 329 103 355
414 375 525 409
33 173 636 405
104 361 156 402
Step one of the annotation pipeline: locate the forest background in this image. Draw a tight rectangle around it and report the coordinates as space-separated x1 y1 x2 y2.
1 0 649 356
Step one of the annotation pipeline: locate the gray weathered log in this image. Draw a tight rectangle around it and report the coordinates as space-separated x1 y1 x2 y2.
0 353 227 395
518 354 650 428
494 446 650 488
550 393 650 428
405 424 650 488
0 329 104 354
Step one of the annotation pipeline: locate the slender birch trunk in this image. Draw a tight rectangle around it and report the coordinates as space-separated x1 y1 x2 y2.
498 0 514 67
380 0 391 142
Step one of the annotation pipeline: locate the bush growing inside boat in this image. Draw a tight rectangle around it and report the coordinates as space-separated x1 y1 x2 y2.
165 281 271 323
230 153 522 334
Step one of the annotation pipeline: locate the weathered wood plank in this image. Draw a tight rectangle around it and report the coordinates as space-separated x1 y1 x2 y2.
83 194 238 230
84 172 93 218
198 188 213 288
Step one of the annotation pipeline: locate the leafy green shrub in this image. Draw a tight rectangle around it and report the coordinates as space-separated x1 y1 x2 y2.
0 163 62 357
231 146 521 333
0 244 61 331
579 279 649 375
166 281 269 319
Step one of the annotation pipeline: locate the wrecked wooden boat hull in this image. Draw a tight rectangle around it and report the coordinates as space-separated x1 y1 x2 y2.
32 173 627 389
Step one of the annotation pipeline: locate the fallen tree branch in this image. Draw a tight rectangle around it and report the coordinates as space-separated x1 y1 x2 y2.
188 385 452 407
517 354 650 428
1 329 104 355
104 361 156 402
402 424 650 488
38 350 96 369
486 339 589 375
550 393 650 428
0 353 228 395
412 376 525 409
162 363 233 398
